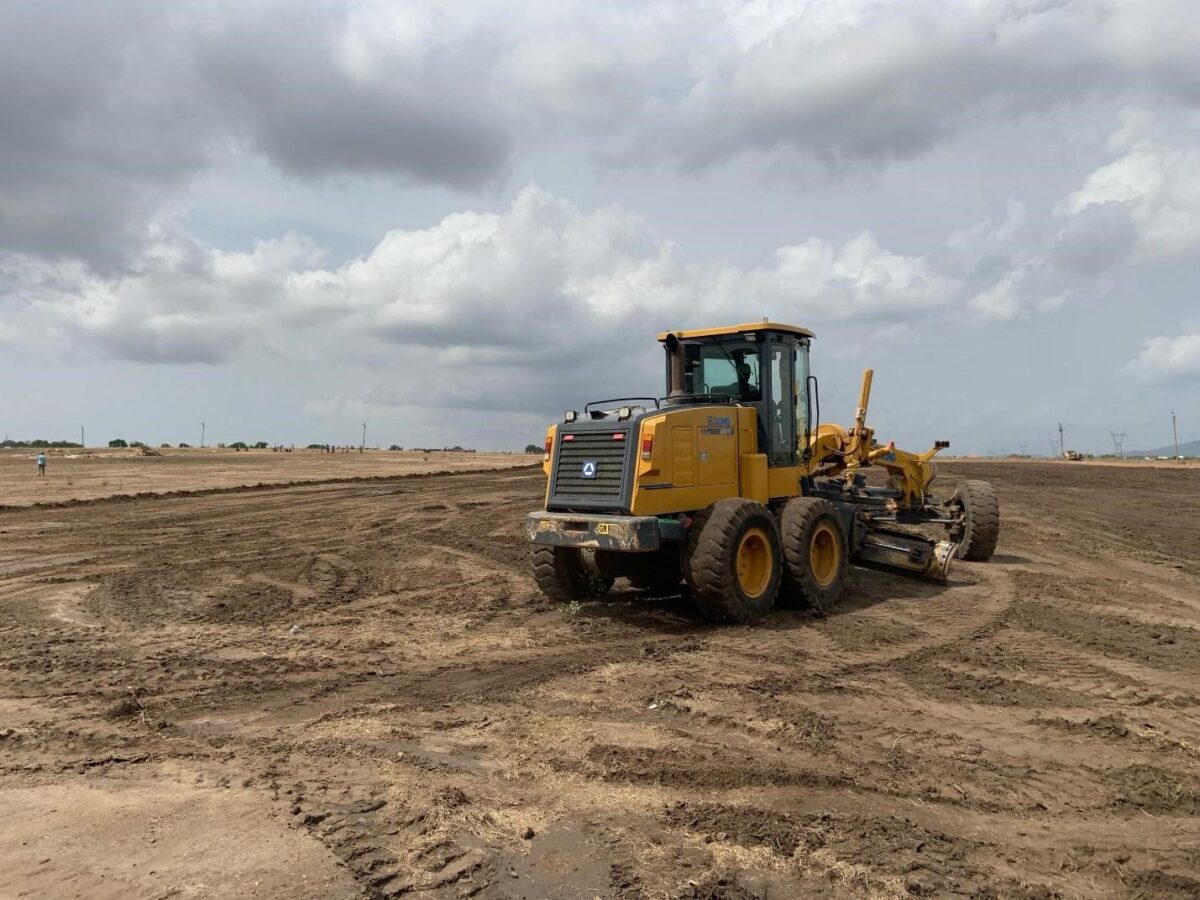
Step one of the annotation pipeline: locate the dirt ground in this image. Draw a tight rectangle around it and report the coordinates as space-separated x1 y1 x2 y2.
0 448 532 507
2 461 1199 898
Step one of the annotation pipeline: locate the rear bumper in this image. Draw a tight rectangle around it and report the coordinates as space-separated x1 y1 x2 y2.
526 512 681 552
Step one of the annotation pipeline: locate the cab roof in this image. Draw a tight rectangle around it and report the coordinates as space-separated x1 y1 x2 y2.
656 322 816 342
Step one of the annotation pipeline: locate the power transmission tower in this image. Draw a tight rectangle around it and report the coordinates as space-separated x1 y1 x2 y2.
361 422 367 452
1172 411 1180 459
1057 422 1065 457
1110 431 1126 459
201 421 206 448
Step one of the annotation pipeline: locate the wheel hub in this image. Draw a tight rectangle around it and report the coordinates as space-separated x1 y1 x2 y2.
735 528 772 598
809 522 840 587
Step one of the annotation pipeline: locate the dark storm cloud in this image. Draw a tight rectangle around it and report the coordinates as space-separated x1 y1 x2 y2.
0 1 510 268
190 2 509 186
0 3 211 267
5 0 1200 271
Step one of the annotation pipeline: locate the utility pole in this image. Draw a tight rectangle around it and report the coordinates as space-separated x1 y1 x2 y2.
1110 431 1126 459
361 421 367 452
1057 422 1065 458
201 421 206 448
81 426 85 448
1172 411 1180 459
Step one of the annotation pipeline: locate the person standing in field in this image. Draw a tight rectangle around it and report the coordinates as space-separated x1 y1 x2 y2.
36 452 46 476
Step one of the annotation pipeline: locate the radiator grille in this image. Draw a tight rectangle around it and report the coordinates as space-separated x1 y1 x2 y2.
552 431 629 504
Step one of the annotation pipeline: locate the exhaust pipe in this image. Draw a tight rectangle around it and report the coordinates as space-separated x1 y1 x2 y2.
856 529 955 581
664 333 687 401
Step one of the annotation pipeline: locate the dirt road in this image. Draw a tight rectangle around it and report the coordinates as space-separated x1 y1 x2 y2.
2 462 1198 898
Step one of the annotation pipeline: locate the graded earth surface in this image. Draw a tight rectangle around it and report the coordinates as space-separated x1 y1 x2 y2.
0 447 532 508
1 461 1198 898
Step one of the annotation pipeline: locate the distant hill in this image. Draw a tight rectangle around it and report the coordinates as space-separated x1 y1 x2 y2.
1127 438 1200 458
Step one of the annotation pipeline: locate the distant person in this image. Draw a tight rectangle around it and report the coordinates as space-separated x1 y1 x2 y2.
36 452 46 476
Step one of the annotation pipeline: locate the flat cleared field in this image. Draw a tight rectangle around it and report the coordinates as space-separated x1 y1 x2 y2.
2 461 1199 898
0 447 534 507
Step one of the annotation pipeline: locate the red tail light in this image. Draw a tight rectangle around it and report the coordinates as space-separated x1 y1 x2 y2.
543 436 552 462
641 434 653 461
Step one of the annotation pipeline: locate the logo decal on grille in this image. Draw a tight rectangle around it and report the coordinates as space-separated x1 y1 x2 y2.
580 459 598 479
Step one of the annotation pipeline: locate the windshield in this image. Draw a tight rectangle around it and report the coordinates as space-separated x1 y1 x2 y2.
684 340 762 401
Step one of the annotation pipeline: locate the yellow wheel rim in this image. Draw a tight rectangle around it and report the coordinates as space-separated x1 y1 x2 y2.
810 522 840 588
735 527 773 598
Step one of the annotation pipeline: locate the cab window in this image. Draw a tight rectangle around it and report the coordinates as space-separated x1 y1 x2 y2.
685 341 761 401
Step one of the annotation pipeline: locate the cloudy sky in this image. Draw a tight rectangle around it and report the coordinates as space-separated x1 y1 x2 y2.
2 0 1198 453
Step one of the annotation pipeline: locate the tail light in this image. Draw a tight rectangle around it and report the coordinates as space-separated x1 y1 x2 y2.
543 436 552 462
641 434 654 461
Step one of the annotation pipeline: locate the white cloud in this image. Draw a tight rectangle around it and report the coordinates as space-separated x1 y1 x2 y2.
13 229 324 364
1064 140 1200 258
281 187 955 351
1126 332 1200 381
968 274 1022 321
7 186 960 411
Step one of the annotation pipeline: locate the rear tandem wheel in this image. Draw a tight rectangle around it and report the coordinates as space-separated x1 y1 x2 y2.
779 496 848 614
684 498 782 623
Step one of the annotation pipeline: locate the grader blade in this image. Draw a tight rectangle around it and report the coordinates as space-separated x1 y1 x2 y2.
855 529 956 581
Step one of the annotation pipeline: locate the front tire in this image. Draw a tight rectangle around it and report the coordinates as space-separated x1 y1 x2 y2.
779 497 848 614
531 546 613 602
684 499 782 622
949 480 1000 561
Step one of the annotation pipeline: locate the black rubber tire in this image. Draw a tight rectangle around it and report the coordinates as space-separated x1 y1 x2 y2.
530 546 613 602
779 497 849 614
683 499 782 623
951 480 1000 561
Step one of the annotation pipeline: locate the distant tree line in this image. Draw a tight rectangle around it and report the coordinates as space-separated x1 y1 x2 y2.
1 439 83 448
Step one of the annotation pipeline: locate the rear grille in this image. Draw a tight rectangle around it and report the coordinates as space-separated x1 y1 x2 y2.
552 431 629 504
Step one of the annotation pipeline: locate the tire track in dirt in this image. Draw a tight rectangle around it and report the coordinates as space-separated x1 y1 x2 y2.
2 462 1200 898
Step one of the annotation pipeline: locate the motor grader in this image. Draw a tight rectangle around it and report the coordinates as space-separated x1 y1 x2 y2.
526 322 999 621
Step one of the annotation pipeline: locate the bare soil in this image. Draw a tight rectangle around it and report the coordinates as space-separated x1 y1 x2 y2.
0 447 533 507
2 461 1199 898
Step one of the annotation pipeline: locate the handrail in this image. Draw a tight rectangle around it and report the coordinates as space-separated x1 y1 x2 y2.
583 397 661 414
657 393 739 406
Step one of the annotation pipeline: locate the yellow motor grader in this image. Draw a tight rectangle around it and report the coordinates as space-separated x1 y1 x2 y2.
526 322 999 621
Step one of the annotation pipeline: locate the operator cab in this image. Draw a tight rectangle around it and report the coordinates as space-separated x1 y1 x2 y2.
658 322 815 467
